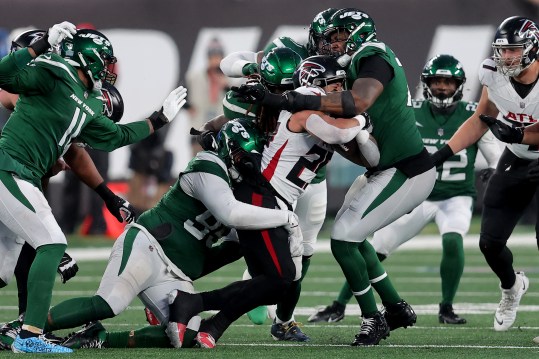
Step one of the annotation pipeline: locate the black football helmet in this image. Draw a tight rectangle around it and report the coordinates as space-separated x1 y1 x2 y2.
10 29 46 53
492 16 539 76
293 55 346 90
100 82 124 122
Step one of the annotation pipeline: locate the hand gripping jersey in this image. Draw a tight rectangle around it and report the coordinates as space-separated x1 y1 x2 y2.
136 152 231 280
0 50 149 186
480 58 539 160
413 99 480 200
346 41 424 168
261 110 333 205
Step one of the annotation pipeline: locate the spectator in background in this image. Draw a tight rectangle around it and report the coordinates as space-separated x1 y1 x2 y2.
186 37 229 154
126 130 174 213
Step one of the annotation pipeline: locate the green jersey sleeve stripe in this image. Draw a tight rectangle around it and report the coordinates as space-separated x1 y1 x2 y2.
34 56 78 83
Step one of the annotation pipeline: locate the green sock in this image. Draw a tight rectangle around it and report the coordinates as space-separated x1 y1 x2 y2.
440 232 464 304
331 240 378 315
360 241 401 305
46 295 114 331
107 325 172 348
336 281 353 306
24 244 66 329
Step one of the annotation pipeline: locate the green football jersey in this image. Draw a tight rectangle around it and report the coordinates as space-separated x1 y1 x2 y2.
263 36 309 58
136 152 233 280
0 49 150 186
346 42 424 168
222 90 260 120
413 99 478 200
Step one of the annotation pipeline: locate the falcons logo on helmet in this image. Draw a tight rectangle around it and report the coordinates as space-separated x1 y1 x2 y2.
519 20 539 42
298 61 326 86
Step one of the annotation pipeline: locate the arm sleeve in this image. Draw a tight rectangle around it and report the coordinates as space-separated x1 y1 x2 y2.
78 115 151 151
181 171 290 230
478 130 502 168
356 55 394 87
0 50 54 94
220 51 259 77
305 113 362 144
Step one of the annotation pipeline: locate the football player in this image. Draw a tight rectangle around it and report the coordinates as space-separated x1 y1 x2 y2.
44 118 301 350
432 16 539 332
309 54 501 325
233 8 436 345
0 22 186 353
0 29 136 351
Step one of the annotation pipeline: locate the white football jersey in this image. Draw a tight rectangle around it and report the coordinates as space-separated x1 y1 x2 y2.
480 58 539 159
261 110 333 205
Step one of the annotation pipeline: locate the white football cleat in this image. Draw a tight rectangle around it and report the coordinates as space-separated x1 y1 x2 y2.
494 271 529 331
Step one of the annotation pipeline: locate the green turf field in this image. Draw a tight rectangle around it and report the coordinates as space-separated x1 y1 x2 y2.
1 236 539 357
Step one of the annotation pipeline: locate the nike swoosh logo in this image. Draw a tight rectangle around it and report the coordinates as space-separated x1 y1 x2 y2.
495 316 503 325
415 122 423 127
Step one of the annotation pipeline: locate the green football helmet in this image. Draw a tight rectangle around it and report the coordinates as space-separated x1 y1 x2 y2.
60 29 117 89
259 47 302 93
323 8 376 56
420 54 466 108
307 8 338 56
217 119 266 173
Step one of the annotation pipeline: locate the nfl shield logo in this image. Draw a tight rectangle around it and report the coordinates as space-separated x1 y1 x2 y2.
437 128 444 136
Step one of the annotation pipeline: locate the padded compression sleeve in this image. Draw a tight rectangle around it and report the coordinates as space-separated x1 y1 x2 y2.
220 51 259 77
180 171 289 230
305 113 362 144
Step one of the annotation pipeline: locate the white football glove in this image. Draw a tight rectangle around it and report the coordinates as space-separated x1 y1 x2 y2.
162 86 187 122
47 21 77 47
284 211 303 258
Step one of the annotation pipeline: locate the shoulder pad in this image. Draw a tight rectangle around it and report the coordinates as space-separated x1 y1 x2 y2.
33 53 79 83
478 58 496 87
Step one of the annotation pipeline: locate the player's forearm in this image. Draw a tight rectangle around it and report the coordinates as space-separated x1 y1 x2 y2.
220 51 259 77
64 145 104 188
305 113 362 144
0 50 33 90
522 131 539 145
448 116 489 154
202 114 228 132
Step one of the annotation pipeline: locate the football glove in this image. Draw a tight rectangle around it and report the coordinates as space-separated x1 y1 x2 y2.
527 159 539 182
189 128 218 151
479 168 495 184
57 252 79 284
29 21 77 56
479 114 524 144
284 211 303 258
431 144 454 167
149 86 187 130
94 182 137 223
242 63 259 76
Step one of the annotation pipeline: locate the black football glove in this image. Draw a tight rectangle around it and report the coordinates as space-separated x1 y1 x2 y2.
57 252 78 284
231 83 321 113
527 159 539 182
430 145 454 168
479 167 495 184
190 128 218 151
95 183 137 223
479 114 524 144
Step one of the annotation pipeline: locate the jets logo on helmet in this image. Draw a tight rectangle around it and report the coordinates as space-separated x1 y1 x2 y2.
297 61 326 87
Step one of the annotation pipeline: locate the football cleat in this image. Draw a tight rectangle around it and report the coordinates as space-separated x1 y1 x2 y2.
196 332 216 349
62 321 107 349
12 334 73 353
167 290 203 348
351 311 390 346
0 314 23 350
494 271 529 331
270 320 310 342
382 300 417 330
144 307 160 326
438 303 467 324
308 301 345 323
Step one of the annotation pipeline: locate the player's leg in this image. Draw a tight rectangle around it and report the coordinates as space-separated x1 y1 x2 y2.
48 227 164 331
435 196 472 324
331 167 435 345
479 162 534 331
0 171 71 353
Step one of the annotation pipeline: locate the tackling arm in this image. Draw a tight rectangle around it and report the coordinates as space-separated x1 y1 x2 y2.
184 171 291 230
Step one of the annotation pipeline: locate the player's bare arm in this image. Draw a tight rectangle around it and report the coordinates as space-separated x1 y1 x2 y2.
320 77 384 116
